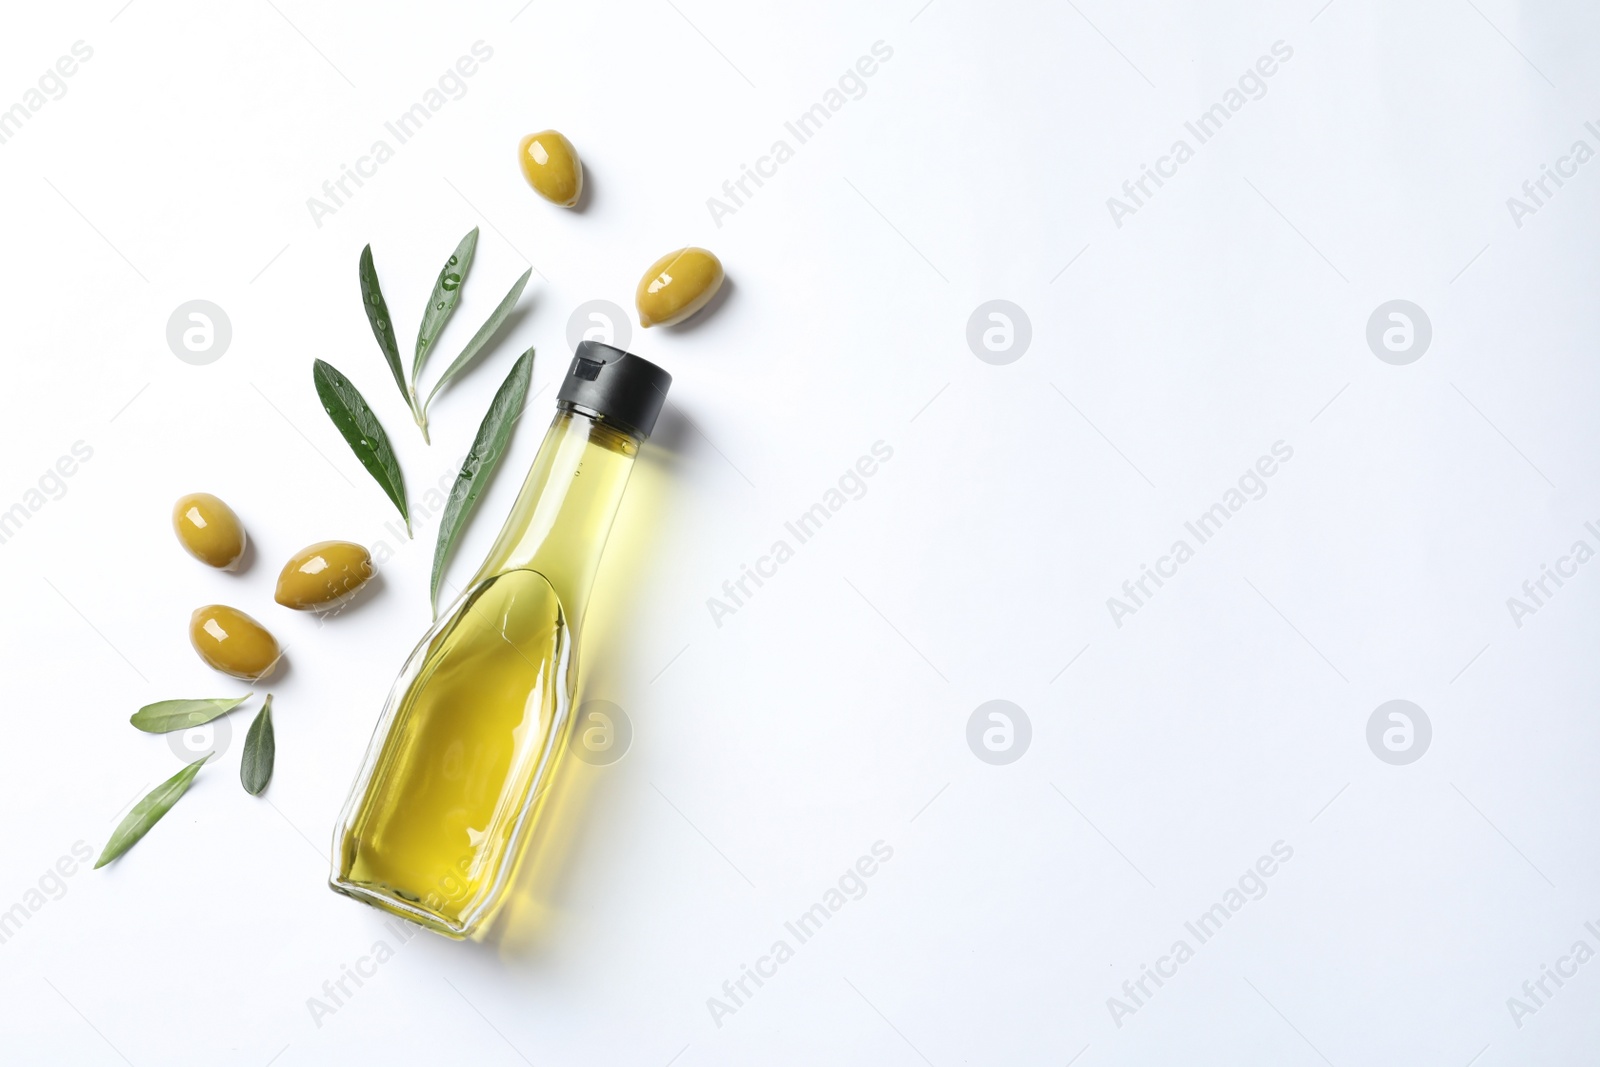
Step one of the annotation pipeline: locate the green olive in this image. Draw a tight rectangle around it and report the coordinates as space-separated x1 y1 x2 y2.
636 247 724 328
275 540 374 611
172 493 246 569
190 605 280 680
518 130 583 207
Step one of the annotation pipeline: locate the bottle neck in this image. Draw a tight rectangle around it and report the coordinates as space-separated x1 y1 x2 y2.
469 409 640 628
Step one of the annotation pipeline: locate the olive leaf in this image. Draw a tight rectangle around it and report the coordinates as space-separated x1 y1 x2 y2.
430 348 535 612
423 268 532 416
240 695 275 796
95 754 210 869
358 245 411 417
413 228 478 382
130 694 252 734
313 359 411 535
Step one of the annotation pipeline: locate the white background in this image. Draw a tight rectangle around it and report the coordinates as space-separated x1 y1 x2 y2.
1 0 1597 1064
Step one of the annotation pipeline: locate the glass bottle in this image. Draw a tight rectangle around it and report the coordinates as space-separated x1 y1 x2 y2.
330 343 671 938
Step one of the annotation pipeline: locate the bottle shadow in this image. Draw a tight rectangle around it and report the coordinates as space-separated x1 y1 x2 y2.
471 437 683 961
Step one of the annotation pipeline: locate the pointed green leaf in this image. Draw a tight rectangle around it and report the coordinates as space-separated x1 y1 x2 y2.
240 695 275 796
313 359 410 534
423 269 532 413
95 754 210 869
413 228 478 380
131 694 251 734
430 348 535 611
359 244 410 411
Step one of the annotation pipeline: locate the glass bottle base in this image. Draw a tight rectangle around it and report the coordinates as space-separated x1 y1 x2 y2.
328 875 477 940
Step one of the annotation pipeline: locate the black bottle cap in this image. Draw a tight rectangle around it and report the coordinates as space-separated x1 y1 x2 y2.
556 342 672 439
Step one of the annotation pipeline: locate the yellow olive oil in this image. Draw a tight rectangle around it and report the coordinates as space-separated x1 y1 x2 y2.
331 346 669 938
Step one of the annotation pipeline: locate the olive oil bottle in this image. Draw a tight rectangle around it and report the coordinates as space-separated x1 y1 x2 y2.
331 343 670 938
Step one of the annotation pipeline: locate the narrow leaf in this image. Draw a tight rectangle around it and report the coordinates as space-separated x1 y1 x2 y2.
359 244 411 411
313 359 410 534
423 269 532 413
430 348 536 611
95 754 210 869
240 695 275 796
413 228 478 380
131 694 251 734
